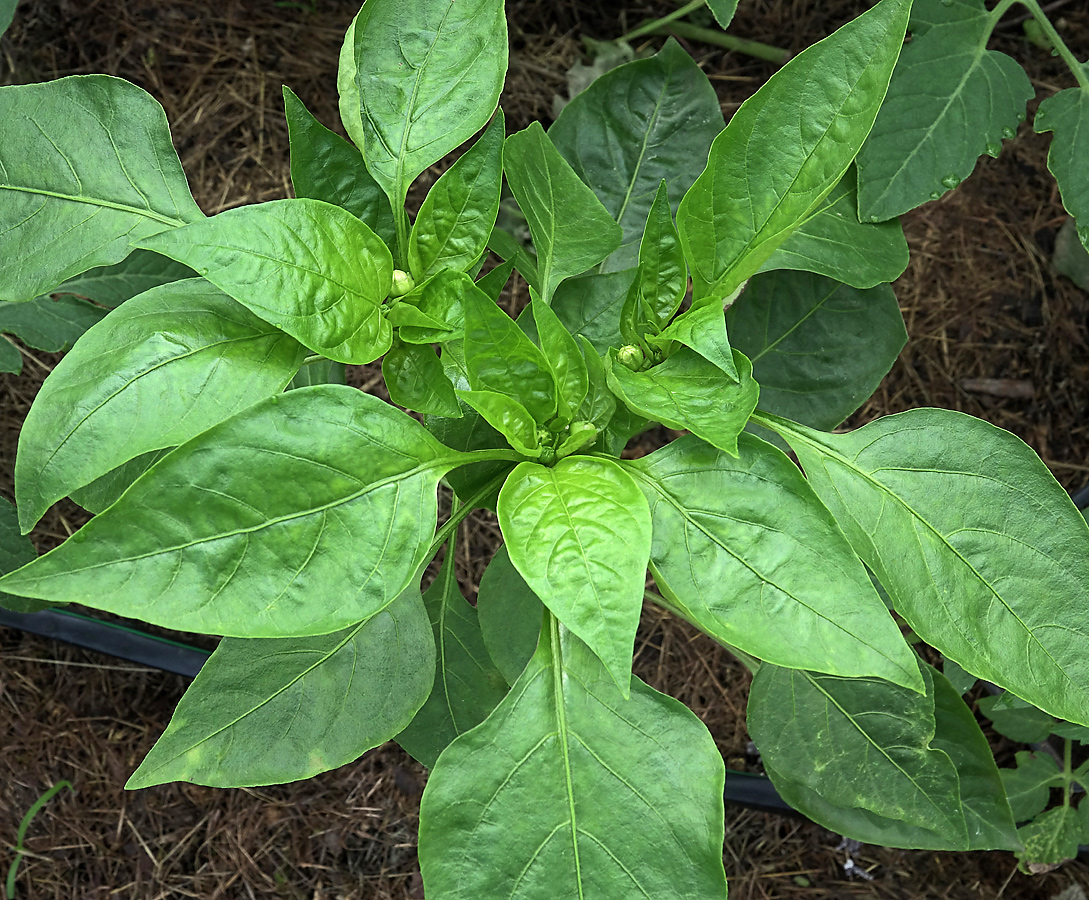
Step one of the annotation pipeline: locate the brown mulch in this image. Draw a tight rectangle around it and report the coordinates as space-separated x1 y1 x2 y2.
2 0 1089 898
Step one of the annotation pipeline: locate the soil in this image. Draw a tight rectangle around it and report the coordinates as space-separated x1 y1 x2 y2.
2 0 1089 898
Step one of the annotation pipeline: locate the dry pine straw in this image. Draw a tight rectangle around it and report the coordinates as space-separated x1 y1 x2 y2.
2 0 1089 897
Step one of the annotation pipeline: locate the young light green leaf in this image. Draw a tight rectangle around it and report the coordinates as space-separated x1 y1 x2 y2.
138 198 394 364
503 122 623 302
397 553 509 768
352 0 507 210
498 457 651 695
456 390 540 457
635 180 688 327
127 587 434 788
1034 85 1089 246
283 85 396 247
15 280 307 533
1017 806 1088 869
1001 752 1061 823
0 296 108 375
383 341 462 418
550 39 725 272
531 298 588 421
409 111 505 280
760 176 909 288
679 0 911 304
69 450 171 515
606 348 759 457
0 75 204 302
651 302 740 382
551 268 637 353
632 434 922 690
418 619 728 899
759 408 1089 727
0 387 466 637
476 544 543 685
463 287 557 423
336 8 367 150
750 663 969 847
727 270 906 430
394 270 475 344
37 249 195 308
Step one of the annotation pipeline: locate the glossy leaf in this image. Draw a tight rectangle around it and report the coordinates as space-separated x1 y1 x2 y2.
0 498 43 614
397 553 509 768
139 198 394 365
651 302 739 382
678 0 911 304
37 249 195 308
503 122 623 302
498 457 651 694
632 434 922 689
531 298 588 421
457 390 540 457
1017 806 1087 869
0 387 466 637
463 287 556 423
550 39 725 272
336 8 368 150
288 358 347 390
395 271 473 344
383 341 462 417
633 180 687 328
69 449 171 515
761 177 909 288
128 588 434 788
0 75 203 303
727 270 906 430
409 111 504 280
15 280 307 532
351 0 507 207
418 619 728 899
486 226 541 295
0 296 108 375
856 0 1034 221
476 544 543 685
283 85 395 247
577 336 617 430
1000 752 1060 823
606 348 759 457
760 408 1089 726
475 259 515 301
1035 85 1089 246
551 268 636 353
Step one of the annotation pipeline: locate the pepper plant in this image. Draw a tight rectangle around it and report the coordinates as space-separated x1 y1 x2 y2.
2 0 1089 893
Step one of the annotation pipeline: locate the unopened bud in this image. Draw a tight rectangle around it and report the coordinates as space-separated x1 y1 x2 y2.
390 269 416 298
617 344 645 371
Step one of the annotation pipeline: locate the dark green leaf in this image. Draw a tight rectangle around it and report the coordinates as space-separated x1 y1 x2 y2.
727 270 906 430
283 85 396 247
139 199 393 364
409 111 504 280
679 0 911 303
550 39 725 273
576 336 617 430
418 620 728 899
0 76 203 303
38 250 195 308
942 657 978 696
15 280 307 532
487 226 540 295
384 342 462 417
69 449 172 515
856 0 1034 222
476 544 543 685
1035 85 1089 247
0 497 43 614
503 122 622 302
498 457 651 694
1001 751 1061 823
633 434 922 689
606 348 759 456
1052 721 1089 743
706 0 739 29
531 299 588 421
0 0 16 39
128 587 434 788
0 296 108 375
551 268 636 353
978 694 1057 744
0 387 466 637
397 554 509 768
475 259 515 301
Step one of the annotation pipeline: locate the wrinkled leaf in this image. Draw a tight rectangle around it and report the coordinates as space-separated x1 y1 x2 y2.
383 341 462 417
531 298 588 421
1017 806 1087 869
476 544 543 685
651 302 739 382
457 390 540 457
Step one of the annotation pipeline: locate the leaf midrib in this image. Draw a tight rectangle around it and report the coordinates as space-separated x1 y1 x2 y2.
0 183 186 228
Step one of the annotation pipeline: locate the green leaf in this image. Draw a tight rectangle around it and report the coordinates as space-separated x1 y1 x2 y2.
127 587 434 788
14 280 306 532
651 302 739 382
383 341 462 417
0 387 466 637
679 0 911 304
760 408 1089 726
632 433 922 690
397 553 509 768
761 176 909 288
531 298 588 421
1017 806 1088 869
1001 751 1061 823
978 693 1057 744
476 544 543 685
139 198 394 365
750 663 968 846
395 270 473 344
0 296 108 375
706 0 739 29
409 111 504 280
727 271 906 431
475 259 514 301
336 8 368 151
487 226 541 295
856 0 1034 222
352 0 507 209
418 619 728 899
0 0 17 39
550 39 725 273
283 85 396 248
1034 85 1089 246
576 336 616 430
0 75 203 303
457 390 540 457
503 122 623 302
37 249 195 308
0 498 44 614
1052 721 1089 743
498 457 651 695
606 348 759 457
551 269 636 353
69 450 171 515
632 180 687 329
463 287 556 423
942 657 978 696
288 358 346 390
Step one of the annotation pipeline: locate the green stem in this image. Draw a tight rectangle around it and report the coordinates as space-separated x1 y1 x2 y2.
1000 0 1089 91
421 465 515 569
653 21 789 64
620 0 705 42
1063 737 1074 807
300 353 326 366
392 190 411 271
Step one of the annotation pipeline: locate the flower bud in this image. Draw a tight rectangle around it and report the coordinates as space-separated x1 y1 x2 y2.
390 269 416 298
617 344 645 371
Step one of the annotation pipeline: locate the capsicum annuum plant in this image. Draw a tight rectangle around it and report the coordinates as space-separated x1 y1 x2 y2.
2 0 1089 893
